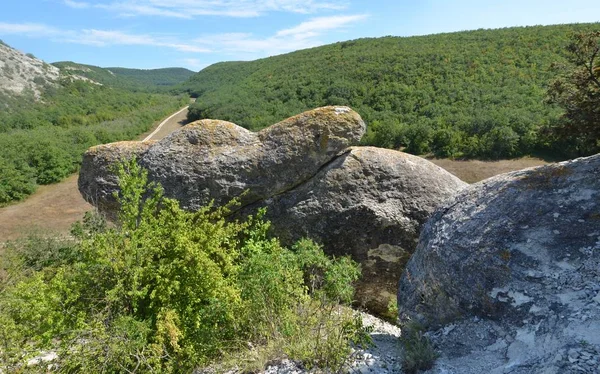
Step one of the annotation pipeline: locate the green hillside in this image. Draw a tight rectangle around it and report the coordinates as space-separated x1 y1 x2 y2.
53 62 194 91
181 23 600 159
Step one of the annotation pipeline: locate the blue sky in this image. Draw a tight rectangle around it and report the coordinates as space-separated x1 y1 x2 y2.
0 0 599 71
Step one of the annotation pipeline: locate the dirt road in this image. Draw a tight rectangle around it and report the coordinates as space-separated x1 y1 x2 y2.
0 106 190 241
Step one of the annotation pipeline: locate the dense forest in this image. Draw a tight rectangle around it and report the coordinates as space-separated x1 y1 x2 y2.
0 79 187 204
181 23 600 159
53 61 195 92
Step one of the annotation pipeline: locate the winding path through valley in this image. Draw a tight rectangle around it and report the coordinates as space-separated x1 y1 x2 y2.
0 105 190 241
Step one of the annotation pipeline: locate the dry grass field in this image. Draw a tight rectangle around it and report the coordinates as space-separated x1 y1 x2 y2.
428 157 548 184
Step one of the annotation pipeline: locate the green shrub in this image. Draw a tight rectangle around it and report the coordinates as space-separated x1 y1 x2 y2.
0 158 36 205
0 159 369 373
399 323 439 374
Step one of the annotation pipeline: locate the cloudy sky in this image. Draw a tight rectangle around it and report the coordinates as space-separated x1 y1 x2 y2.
1 0 599 70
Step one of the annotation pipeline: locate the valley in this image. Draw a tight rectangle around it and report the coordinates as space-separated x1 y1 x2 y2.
0 14 598 373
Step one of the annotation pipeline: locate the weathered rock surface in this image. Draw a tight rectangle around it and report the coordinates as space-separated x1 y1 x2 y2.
78 141 155 219
0 41 60 100
80 106 365 212
398 154 600 373
241 147 467 314
79 106 467 314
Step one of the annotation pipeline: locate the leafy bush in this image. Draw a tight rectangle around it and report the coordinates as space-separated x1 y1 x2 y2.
0 159 369 373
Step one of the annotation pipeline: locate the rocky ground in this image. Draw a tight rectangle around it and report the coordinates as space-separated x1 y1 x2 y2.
0 41 59 99
398 154 600 374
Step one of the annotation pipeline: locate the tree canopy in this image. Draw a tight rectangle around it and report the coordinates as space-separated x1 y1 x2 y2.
546 30 600 157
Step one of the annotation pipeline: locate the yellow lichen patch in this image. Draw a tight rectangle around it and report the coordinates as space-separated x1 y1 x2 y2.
267 106 359 133
85 141 151 164
319 129 330 150
520 164 573 190
500 249 512 262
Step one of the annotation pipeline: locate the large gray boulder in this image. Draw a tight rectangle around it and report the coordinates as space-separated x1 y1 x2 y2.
79 106 467 315
398 154 600 374
241 146 467 314
79 106 365 213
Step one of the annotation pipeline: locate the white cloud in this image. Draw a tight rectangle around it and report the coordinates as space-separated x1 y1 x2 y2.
66 0 349 18
0 12 366 63
193 14 367 57
63 29 212 52
0 22 61 37
276 14 367 37
63 0 91 9
0 23 210 53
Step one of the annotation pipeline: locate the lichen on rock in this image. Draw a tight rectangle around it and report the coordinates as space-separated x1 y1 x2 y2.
398 153 600 373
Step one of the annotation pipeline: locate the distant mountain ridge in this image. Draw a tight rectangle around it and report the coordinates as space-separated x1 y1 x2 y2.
53 61 195 91
0 40 194 106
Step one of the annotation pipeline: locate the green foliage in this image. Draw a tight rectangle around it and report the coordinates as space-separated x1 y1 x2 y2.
0 79 187 205
399 323 439 374
545 30 600 157
179 23 600 159
0 159 368 373
0 158 36 203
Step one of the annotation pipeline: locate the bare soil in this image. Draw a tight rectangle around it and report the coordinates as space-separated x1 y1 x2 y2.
428 157 548 184
0 107 189 241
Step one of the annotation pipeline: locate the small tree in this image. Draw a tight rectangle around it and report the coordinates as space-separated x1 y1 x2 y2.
546 31 600 157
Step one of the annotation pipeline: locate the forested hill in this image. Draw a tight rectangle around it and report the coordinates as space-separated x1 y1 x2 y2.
181 23 599 159
53 61 195 91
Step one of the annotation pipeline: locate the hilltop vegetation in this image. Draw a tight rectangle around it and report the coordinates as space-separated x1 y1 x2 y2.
0 41 188 205
53 61 195 92
181 23 600 159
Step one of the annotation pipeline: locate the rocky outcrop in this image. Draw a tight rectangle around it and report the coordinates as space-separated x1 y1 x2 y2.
140 106 365 210
241 147 466 314
79 106 467 314
398 154 600 373
0 41 59 100
80 106 365 212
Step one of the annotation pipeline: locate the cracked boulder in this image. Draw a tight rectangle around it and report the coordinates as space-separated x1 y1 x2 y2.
79 106 365 215
398 154 600 373
239 146 467 314
79 106 467 315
